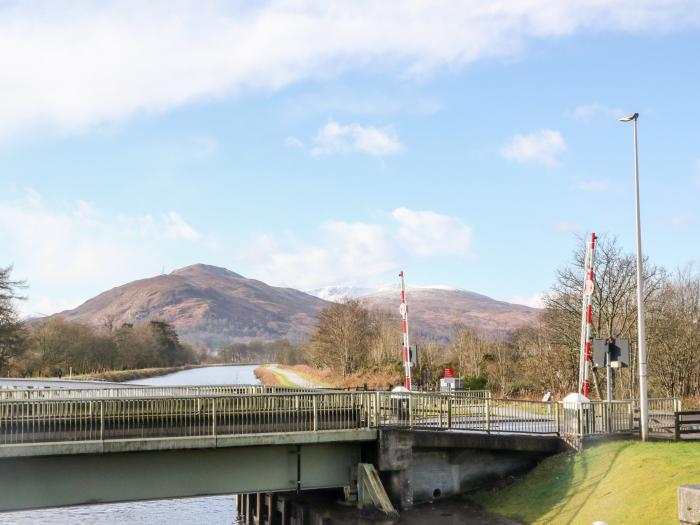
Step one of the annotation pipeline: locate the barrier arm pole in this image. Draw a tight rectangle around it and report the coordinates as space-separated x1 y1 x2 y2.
399 271 412 390
581 233 597 397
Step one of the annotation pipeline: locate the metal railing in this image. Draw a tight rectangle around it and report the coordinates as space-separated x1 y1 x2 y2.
0 384 311 401
0 389 682 447
0 391 377 445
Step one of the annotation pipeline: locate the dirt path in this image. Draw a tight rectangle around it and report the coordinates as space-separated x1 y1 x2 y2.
266 364 324 388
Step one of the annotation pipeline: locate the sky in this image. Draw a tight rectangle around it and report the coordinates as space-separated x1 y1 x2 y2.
1 1 699 317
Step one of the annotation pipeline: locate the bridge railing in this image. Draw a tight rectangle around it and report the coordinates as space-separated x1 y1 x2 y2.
376 392 556 434
0 390 683 446
0 391 378 445
0 384 314 401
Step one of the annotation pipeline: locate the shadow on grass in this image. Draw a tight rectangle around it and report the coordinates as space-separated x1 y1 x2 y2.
473 440 633 525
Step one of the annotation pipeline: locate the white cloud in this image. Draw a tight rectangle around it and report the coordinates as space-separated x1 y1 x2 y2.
571 103 624 121
24 297 85 319
501 129 566 167
239 207 473 288
392 208 472 256
3 1 699 141
509 293 545 309
311 121 403 156
577 179 611 192
0 190 206 314
285 136 305 149
671 213 694 228
119 212 202 241
552 222 582 235
240 221 395 289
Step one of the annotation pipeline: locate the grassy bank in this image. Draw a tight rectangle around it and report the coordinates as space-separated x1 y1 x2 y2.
257 364 397 389
73 364 199 382
253 365 296 387
472 440 700 524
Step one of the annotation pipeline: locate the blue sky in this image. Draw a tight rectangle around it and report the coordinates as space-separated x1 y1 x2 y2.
1 1 699 316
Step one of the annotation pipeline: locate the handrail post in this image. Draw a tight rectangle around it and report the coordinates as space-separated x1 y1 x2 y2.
447 396 452 429
313 395 318 432
409 393 414 428
555 401 560 435
212 398 217 437
485 398 491 434
375 391 381 427
99 400 104 441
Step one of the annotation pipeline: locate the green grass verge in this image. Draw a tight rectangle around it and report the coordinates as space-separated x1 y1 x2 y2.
471 440 700 525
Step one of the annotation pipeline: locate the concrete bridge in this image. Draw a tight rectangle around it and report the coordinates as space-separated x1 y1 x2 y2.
0 386 679 513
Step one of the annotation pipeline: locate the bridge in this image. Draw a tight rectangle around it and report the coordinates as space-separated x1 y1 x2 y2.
0 385 680 513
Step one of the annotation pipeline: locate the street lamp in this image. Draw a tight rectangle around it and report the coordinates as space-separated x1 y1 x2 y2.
619 111 649 441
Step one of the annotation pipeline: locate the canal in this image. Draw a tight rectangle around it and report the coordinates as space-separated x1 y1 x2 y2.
0 365 511 524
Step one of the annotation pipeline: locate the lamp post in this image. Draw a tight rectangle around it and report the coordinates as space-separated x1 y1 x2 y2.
620 112 649 441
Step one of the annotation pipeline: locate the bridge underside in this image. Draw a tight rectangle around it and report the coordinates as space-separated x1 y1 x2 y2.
0 441 362 512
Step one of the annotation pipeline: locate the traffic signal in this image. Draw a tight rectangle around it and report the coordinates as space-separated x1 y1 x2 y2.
591 338 630 368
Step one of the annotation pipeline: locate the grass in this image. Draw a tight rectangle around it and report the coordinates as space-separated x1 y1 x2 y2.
471 440 700 525
253 366 297 387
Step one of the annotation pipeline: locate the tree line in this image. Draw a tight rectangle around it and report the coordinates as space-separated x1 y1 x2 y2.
301 236 700 400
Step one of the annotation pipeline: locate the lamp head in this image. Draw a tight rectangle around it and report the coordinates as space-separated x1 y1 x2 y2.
619 112 639 122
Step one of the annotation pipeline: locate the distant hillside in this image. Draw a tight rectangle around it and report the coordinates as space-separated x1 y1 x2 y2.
47 264 331 349
359 287 540 340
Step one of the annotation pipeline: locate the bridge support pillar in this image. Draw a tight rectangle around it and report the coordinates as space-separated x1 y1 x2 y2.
377 429 561 509
377 429 414 509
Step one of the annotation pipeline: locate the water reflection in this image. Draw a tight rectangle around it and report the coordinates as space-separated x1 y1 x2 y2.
0 496 239 525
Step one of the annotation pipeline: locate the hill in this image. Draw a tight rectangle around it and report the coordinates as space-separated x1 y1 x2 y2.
47 264 330 349
359 287 539 340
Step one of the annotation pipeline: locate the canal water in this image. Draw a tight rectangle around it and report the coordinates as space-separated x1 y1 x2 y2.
0 365 510 525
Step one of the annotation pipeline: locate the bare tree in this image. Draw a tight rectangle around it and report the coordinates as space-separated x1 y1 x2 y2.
0 266 26 374
305 299 374 376
542 235 663 398
647 265 700 397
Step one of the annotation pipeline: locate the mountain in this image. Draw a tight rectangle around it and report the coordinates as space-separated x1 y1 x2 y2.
48 264 331 349
47 265 539 350
359 288 540 340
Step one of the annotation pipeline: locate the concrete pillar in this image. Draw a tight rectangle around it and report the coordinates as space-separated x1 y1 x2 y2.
264 493 275 525
275 495 289 525
376 429 414 509
255 492 262 525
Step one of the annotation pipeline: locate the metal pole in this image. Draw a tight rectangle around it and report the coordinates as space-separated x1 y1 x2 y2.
606 350 613 432
631 116 649 441
399 271 412 390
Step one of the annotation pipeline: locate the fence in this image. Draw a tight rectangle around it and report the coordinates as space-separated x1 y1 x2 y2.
0 384 309 401
0 391 378 445
674 411 700 440
0 389 681 447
